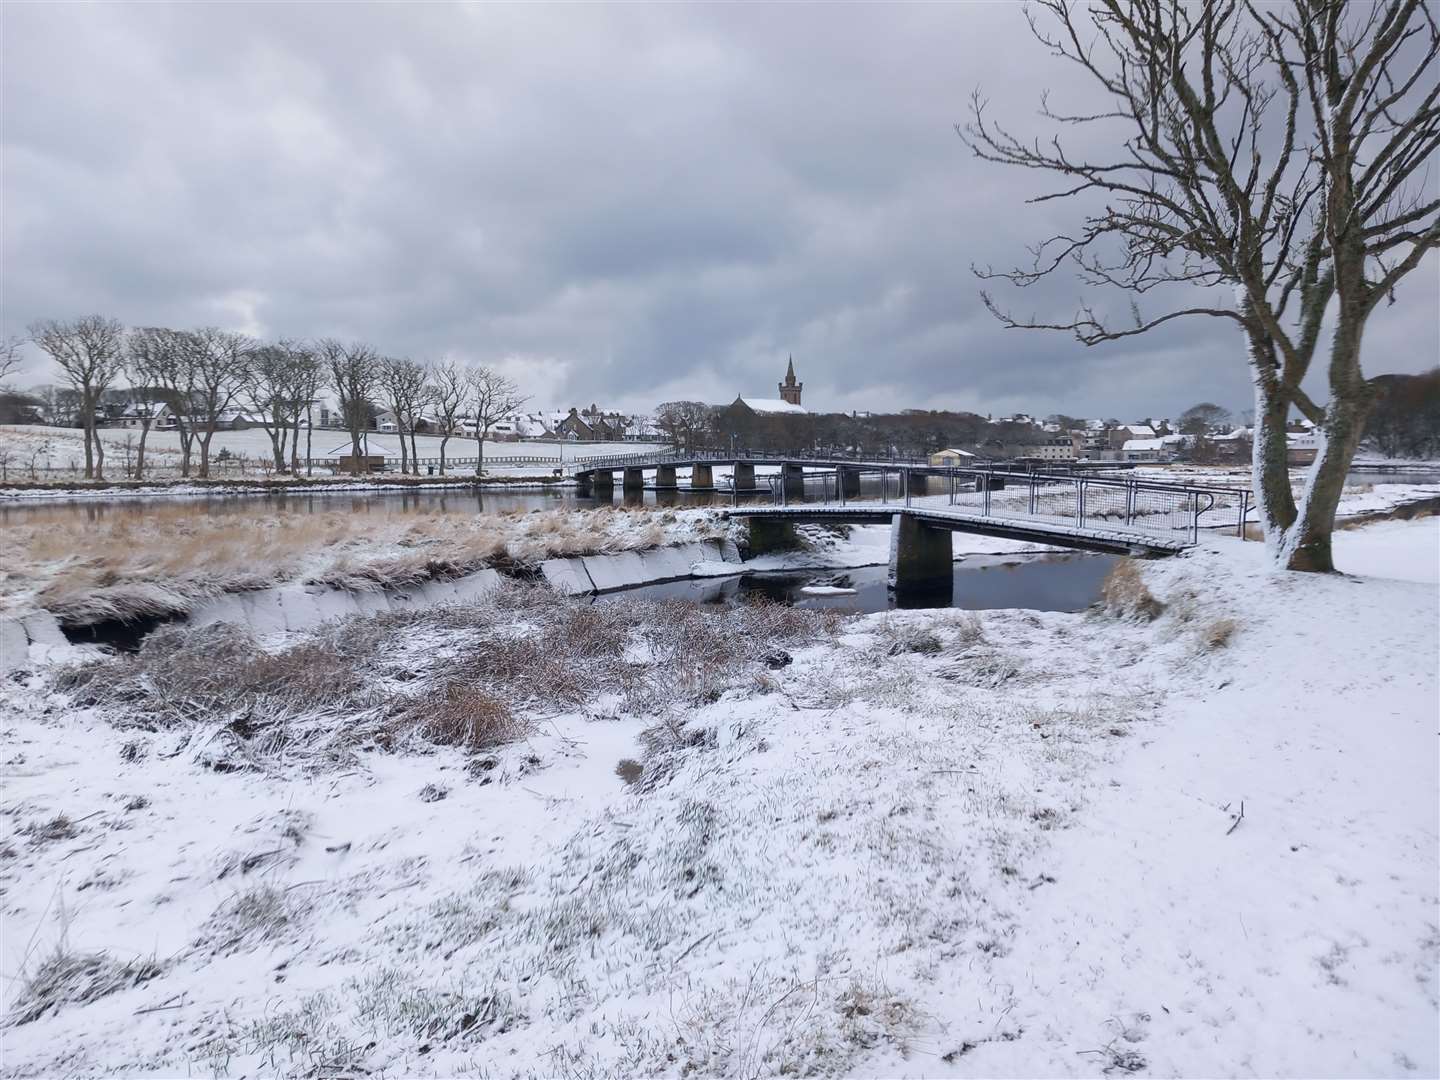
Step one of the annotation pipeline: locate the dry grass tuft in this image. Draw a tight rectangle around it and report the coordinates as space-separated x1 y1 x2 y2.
54 582 844 773
398 683 528 751
8 944 164 1026
1099 560 1165 622
1200 617 1238 649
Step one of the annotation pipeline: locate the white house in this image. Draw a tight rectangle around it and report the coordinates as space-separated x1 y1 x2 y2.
1121 437 1174 462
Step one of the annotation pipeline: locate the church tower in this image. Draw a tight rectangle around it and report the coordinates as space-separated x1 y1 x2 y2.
778 355 803 406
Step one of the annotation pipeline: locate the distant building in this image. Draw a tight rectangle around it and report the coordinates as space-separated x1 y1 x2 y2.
928 447 977 467
778 355 803 407
728 357 810 418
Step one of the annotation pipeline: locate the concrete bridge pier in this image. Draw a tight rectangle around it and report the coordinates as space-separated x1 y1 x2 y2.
623 467 645 494
888 512 954 595
975 474 1007 491
838 466 862 499
691 463 714 489
781 463 806 500
654 465 677 489
590 469 614 498
747 517 800 555
733 462 757 491
576 471 593 497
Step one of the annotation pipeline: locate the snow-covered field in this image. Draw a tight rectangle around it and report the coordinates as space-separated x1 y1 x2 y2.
1 513 1435 1077
0 425 659 479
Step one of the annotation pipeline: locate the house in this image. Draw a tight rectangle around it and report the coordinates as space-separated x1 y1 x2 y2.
109 401 177 430
1121 437 1175 462
1286 431 1321 465
928 447 977 467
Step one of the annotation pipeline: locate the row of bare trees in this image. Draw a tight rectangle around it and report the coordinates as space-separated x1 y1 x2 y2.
23 316 527 480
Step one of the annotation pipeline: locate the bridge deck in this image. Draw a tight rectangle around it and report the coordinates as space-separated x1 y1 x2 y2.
728 505 1192 556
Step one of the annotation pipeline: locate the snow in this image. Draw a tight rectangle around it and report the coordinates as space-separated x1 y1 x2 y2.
738 398 808 415
1 513 1436 1075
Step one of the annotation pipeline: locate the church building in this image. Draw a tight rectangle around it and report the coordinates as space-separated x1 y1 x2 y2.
727 355 808 417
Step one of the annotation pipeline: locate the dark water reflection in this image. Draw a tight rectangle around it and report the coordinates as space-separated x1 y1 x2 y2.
599 552 1119 614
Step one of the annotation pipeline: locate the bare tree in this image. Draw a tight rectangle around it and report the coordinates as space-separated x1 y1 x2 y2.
187 328 251 479
961 0 1439 571
137 328 203 477
1178 402 1235 435
319 339 381 474
467 366 528 477
654 400 713 451
377 356 431 475
125 327 187 480
28 316 125 479
0 335 23 385
429 360 468 475
241 339 318 474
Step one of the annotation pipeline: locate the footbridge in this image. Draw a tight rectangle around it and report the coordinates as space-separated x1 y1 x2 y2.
571 450 1247 594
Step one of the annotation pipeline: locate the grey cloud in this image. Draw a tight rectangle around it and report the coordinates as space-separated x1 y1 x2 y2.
3 2 1435 422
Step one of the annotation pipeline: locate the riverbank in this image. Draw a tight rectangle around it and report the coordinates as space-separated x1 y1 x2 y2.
1 517 1433 1076
0 505 729 627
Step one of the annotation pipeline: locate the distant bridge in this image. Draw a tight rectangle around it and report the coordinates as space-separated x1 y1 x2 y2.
571 450 1249 592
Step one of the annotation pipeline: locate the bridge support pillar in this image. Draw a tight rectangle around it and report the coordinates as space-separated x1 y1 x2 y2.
747 517 800 555
838 466 862 499
781 463 805 499
733 462 757 491
576 471 593 497
654 465 677 489
888 513 953 595
976 474 1007 491
591 470 614 498
623 467 645 494
691 464 713 489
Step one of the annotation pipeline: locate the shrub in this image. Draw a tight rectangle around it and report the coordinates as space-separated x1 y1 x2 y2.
1099 560 1164 621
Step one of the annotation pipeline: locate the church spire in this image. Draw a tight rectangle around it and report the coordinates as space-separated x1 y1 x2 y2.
778 354 803 406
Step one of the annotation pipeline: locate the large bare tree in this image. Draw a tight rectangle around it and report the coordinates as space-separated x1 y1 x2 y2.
429 359 468 475
188 328 251 479
28 316 125 479
241 339 319 474
467 366 528 477
319 339 381 474
124 327 188 480
377 356 432 474
961 0 1439 571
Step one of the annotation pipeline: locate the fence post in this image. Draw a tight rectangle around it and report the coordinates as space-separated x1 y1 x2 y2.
1075 479 1085 528
904 468 911 507
1124 481 1136 526
1237 490 1249 539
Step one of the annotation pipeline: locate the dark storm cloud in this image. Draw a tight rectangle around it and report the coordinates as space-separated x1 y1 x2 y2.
3 2 1435 421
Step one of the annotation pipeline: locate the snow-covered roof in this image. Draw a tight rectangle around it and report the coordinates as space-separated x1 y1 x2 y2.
1122 438 1168 451
739 398 808 415
1126 424 1157 437
933 447 976 457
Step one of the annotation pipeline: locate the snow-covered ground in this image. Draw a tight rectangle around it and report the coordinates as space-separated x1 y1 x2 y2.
0 425 659 479
1 513 1435 1077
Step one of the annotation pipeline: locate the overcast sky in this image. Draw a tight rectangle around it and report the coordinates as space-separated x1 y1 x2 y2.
3 3 1436 421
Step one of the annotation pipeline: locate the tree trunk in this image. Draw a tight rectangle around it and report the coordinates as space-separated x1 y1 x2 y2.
409 428 419 475
82 409 95 479
395 416 409 474
474 429 485 477
198 429 215 479
89 416 104 480
350 427 363 475
305 410 313 477
136 421 150 480
439 434 450 475
1250 370 1297 548
1278 326 1376 573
